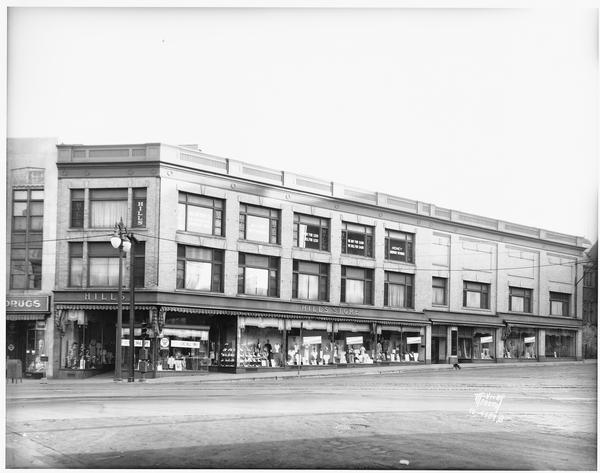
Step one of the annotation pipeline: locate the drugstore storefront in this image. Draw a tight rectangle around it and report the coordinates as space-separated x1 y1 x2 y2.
6 295 52 378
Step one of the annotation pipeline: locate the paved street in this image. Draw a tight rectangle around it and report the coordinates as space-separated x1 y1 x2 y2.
5 362 597 470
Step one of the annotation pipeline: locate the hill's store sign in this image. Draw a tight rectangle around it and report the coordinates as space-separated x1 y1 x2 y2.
6 296 49 312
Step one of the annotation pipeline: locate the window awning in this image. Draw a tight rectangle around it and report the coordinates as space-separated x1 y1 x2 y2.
6 313 46 321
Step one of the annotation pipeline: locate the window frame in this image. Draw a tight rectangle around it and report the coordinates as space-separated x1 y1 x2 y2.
238 253 280 297
340 266 373 305
384 271 414 309
341 222 374 258
462 281 490 309
70 189 85 228
549 291 571 317
178 192 224 236
239 204 280 244
176 245 224 292
432 277 448 306
68 242 84 288
88 188 129 229
385 230 415 263
292 260 329 301
509 287 532 313
293 213 330 251
10 188 44 290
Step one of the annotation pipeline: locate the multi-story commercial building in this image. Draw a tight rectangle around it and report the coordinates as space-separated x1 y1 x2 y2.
6 138 58 378
22 142 590 378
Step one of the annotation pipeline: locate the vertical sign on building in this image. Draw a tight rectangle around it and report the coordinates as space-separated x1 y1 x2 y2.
132 188 146 228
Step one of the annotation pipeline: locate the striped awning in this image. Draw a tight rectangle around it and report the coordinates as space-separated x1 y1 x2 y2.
6 313 46 321
55 304 155 311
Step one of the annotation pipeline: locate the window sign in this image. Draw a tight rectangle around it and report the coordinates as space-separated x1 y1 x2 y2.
303 336 322 345
406 336 422 345
171 340 201 349
121 339 151 347
480 336 493 343
347 234 366 251
524 336 536 344
346 336 363 345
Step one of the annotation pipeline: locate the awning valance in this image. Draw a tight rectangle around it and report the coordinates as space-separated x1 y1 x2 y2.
6 313 46 321
429 319 505 328
55 304 154 311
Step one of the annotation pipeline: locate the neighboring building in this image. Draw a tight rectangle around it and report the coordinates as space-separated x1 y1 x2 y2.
582 242 597 358
6 138 58 378
43 143 590 378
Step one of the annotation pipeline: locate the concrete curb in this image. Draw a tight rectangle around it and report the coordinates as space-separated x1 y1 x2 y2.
8 359 594 388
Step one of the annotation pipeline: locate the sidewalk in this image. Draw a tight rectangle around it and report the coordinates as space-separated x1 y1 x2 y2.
7 359 596 388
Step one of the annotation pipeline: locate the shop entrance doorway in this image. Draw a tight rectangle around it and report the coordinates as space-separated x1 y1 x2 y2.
431 336 447 364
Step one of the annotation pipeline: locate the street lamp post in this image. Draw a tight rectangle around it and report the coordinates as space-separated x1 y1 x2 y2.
127 233 138 383
111 218 131 383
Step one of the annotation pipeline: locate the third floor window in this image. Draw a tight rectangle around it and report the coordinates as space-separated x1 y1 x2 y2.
239 204 279 244
385 230 414 263
341 222 373 257
177 192 224 236
293 213 329 251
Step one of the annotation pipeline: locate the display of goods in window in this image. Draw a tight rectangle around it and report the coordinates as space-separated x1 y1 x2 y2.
219 345 235 367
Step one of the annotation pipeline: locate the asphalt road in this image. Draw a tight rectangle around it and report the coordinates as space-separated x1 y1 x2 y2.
5 363 597 470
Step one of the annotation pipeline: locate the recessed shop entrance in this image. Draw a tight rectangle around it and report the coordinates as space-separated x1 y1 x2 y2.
431 336 446 364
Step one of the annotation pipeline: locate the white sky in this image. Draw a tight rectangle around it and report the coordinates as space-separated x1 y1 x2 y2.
7 6 599 242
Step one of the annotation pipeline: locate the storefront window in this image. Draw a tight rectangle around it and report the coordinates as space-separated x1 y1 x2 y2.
472 330 495 359
25 324 46 375
458 327 473 359
545 329 576 358
61 311 116 370
503 327 536 359
157 327 209 371
239 325 285 368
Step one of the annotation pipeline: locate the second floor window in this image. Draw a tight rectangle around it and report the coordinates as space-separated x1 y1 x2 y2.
69 242 84 287
292 260 329 301
293 214 329 251
463 281 490 309
432 277 447 305
238 253 279 297
385 230 415 263
509 287 532 313
89 189 128 228
176 245 223 292
384 272 414 308
70 241 145 288
550 292 571 317
341 223 374 257
88 242 120 286
341 266 373 305
239 204 279 244
177 192 224 236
